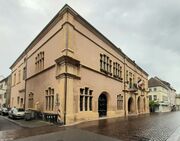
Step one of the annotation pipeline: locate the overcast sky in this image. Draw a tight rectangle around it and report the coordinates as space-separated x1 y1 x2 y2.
0 0 180 92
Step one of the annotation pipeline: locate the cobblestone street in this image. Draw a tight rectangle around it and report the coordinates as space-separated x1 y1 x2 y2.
75 111 180 141
1 112 180 141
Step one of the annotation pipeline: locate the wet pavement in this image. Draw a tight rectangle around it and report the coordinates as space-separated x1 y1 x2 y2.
1 112 180 141
0 115 21 131
0 115 64 140
75 111 180 141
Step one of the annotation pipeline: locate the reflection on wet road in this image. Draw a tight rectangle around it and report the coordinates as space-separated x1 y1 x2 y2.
1 112 180 141
75 112 180 141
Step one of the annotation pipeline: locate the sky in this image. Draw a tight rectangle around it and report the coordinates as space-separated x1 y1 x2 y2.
0 0 180 92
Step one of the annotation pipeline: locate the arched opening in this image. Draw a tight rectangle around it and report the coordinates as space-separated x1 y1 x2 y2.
137 96 141 113
128 97 134 114
144 98 146 112
98 93 107 117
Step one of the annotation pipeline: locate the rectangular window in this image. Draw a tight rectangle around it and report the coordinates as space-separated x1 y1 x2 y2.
46 96 48 110
17 97 20 105
18 70 21 83
120 66 122 78
20 98 23 107
52 95 54 111
49 96 51 110
85 87 88 95
154 95 157 100
14 73 16 85
23 67 26 80
100 54 112 74
80 88 93 112
126 70 128 82
35 52 44 72
85 96 88 111
28 93 34 108
80 96 83 111
117 95 123 110
45 88 54 111
113 62 121 79
149 95 152 101
89 97 92 111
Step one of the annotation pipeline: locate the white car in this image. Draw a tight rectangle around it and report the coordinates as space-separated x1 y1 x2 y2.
1 107 9 116
8 108 25 119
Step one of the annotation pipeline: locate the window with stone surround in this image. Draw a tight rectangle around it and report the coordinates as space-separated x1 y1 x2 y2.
17 96 20 105
13 73 16 85
20 98 23 108
129 72 133 88
149 95 152 101
18 70 21 83
113 62 122 79
28 92 34 108
35 51 44 72
45 88 54 111
117 94 123 110
126 70 128 82
100 54 112 75
23 67 26 80
80 87 93 112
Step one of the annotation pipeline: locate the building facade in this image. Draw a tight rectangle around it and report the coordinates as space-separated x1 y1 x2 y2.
148 77 176 112
0 76 11 108
175 94 180 111
10 5 149 124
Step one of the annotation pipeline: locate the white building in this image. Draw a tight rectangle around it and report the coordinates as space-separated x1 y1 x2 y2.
175 94 180 111
148 77 176 112
0 77 8 108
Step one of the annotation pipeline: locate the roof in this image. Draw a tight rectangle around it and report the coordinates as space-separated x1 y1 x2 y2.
148 77 176 91
0 76 8 84
10 4 148 76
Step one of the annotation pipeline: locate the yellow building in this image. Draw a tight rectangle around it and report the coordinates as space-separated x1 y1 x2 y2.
10 4 149 124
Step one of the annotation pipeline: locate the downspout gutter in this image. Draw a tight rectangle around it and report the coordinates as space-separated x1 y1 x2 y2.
64 63 67 125
124 57 126 116
24 59 27 110
64 13 69 125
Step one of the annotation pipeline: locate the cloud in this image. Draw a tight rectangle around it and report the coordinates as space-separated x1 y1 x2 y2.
0 0 180 92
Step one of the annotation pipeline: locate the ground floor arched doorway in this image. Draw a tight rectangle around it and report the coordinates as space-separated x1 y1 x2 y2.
143 97 146 112
137 96 141 113
98 93 107 117
128 97 134 114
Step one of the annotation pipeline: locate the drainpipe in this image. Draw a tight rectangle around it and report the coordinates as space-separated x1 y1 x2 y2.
64 63 67 125
64 14 69 125
124 56 126 116
24 59 27 110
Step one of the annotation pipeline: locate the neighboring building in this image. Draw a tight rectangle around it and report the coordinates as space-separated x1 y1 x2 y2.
6 75 12 107
175 94 180 111
0 76 10 108
148 77 176 112
10 4 149 124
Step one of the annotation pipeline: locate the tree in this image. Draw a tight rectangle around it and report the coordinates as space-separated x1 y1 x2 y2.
149 100 159 112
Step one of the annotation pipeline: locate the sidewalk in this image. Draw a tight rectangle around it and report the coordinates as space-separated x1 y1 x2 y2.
167 126 180 141
1 116 52 128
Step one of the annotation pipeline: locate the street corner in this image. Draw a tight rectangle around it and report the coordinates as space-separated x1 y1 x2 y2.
1 115 52 128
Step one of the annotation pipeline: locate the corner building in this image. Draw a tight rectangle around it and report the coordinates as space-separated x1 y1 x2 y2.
10 5 149 124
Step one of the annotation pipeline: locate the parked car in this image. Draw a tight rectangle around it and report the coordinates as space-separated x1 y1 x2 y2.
1 107 9 116
8 108 25 119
